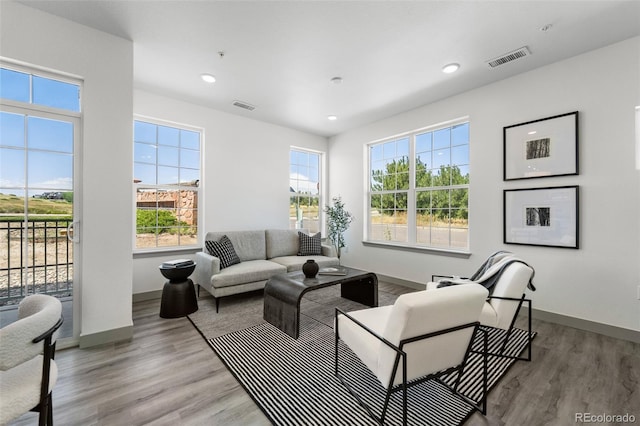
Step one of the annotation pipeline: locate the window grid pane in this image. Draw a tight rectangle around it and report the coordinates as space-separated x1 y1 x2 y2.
0 68 30 103
32 76 80 112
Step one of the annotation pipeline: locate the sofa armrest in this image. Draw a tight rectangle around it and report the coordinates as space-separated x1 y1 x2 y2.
321 243 337 257
194 251 221 286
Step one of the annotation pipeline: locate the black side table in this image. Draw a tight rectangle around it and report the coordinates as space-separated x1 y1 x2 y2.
159 261 198 318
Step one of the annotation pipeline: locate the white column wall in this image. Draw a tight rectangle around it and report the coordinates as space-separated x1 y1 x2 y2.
1 3 134 340
329 37 640 332
132 90 328 294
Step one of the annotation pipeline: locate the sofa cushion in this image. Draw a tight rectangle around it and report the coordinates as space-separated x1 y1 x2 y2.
205 235 241 269
211 260 287 288
265 229 303 259
269 255 339 272
298 231 322 256
205 230 266 261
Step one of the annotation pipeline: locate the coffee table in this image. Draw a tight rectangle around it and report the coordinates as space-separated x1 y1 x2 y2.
263 267 378 339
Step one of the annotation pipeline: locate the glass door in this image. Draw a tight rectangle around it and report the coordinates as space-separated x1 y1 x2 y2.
0 107 79 340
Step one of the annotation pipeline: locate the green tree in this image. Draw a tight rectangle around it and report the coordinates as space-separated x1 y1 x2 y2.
371 157 469 216
62 192 73 203
137 209 180 234
370 156 411 211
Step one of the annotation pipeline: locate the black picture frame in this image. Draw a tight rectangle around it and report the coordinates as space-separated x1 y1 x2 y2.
503 111 578 181
503 185 579 249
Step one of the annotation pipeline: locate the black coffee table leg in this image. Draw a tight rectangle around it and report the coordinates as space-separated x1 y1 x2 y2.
340 273 378 307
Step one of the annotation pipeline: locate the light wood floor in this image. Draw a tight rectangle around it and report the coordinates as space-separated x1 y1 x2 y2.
9 291 640 426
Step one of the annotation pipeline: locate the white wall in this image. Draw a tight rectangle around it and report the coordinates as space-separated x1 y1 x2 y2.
1 3 134 342
132 90 328 294
329 37 640 332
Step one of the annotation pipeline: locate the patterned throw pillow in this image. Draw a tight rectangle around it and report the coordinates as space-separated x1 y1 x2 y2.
205 235 241 269
297 232 322 256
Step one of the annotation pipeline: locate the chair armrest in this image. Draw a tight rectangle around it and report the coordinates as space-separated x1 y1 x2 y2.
431 274 453 282
33 317 63 343
0 316 63 370
334 308 401 353
321 244 337 258
430 274 470 282
487 295 528 302
194 251 221 286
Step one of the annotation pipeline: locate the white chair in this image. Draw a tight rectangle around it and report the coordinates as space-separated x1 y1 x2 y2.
428 254 535 359
335 283 489 425
0 294 63 426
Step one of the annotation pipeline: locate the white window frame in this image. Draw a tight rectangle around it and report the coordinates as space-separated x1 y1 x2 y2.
133 115 203 253
365 117 470 253
289 146 325 234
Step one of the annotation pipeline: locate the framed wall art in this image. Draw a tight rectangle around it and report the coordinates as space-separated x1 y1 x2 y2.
503 185 579 249
503 111 578 181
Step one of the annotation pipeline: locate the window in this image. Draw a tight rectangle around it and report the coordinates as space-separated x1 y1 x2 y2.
133 119 201 249
0 67 80 112
289 148 321 233
368 120 469 250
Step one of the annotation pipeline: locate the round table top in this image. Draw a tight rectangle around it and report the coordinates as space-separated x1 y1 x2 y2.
159 262 196 281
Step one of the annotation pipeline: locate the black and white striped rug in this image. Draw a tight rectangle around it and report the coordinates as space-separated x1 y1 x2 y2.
208 316 533 426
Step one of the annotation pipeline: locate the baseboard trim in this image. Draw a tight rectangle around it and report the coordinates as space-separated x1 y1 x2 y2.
377 273 640 343
133 290 163 302
79 325 133 348
528 308 640 344
376 274 426 291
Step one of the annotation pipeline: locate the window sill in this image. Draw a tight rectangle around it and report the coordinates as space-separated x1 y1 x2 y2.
133 245 202 259
362 240 471 258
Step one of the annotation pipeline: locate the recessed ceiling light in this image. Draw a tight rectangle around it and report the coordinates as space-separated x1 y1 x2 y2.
442 63 460 74
330 77 343 84
201 73 216 83
327 115 338 121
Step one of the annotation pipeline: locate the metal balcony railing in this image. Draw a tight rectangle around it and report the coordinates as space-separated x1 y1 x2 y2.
0 219 73 305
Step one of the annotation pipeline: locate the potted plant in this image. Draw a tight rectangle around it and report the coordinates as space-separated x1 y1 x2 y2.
324 196 353 262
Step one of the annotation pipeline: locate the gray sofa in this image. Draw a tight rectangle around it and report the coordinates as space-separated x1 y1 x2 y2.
193 229 339 311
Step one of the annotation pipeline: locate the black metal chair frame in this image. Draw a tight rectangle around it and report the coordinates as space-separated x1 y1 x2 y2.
431 274 534 362
334 308 488 426
485 294 533 362
32 316 63 426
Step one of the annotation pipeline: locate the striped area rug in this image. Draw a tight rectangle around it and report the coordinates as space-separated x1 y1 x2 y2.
208 316 533 426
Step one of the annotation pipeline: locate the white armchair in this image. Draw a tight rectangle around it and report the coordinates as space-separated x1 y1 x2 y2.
335 283 489 425
428 254 535 359
0 294 63 426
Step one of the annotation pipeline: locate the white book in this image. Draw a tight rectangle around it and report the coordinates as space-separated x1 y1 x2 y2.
162 259 194 268
318 266 348 276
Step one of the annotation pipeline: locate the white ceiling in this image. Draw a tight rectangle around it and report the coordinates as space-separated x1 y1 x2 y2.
15 1 640 137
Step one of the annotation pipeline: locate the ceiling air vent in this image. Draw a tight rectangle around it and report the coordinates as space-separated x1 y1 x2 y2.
232 100 256 111
486 46 531 68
